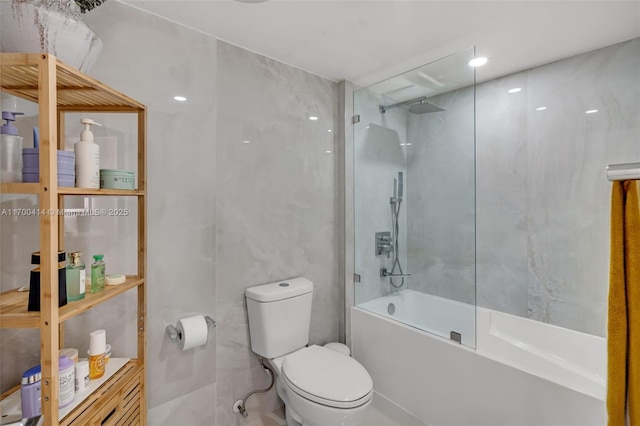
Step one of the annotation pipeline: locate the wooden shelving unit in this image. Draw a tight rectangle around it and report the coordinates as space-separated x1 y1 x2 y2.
0 53 146 425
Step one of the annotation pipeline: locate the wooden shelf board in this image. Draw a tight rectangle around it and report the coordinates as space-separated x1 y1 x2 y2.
58 187 144 196
0 277 144 328
0 183 40 194
0 184 144 196
0 53 144 110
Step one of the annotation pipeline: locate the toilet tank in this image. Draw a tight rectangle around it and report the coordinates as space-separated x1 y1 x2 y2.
246 277 314 359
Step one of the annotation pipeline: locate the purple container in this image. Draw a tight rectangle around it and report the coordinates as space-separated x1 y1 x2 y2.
22 149 75 187
21 364 42 418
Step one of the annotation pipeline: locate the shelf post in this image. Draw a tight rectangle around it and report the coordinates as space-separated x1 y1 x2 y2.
38 54 60 425
137 107 147 424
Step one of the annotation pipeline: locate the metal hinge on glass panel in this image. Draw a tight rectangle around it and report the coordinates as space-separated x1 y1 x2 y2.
352 114 360 124
450 331 462 344
353 274 361 283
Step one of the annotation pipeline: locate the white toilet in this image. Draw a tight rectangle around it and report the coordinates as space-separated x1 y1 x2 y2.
246 277 373 426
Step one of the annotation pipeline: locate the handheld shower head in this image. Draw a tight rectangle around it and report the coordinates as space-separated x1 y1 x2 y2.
391 172 404 205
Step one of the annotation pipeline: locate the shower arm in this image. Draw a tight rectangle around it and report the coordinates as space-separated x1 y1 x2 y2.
379 96 427 114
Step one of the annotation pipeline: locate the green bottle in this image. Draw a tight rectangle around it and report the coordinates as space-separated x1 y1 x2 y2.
91 254 105 294
66 252 86 301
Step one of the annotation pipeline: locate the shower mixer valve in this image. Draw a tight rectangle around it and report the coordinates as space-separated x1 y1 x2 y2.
375 232 393 258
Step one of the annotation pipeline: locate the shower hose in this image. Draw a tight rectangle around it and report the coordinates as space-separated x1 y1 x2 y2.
389 199 405 289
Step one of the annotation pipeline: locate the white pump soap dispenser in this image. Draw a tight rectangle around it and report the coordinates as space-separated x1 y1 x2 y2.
75 118 102 188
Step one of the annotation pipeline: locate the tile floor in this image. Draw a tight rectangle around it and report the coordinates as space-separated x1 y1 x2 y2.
247 392 426 426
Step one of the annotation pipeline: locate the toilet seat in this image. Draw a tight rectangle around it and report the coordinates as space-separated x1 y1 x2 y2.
282 345 373 409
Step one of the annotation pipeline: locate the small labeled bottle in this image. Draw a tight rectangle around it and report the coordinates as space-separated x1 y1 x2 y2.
75 360 89 392
66 252 86 301
89 329 106 379
91 254 105 294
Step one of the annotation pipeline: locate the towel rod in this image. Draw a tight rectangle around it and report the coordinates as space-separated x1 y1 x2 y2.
607 162 640 181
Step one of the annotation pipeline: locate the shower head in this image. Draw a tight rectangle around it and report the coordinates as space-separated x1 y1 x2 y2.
408 101 445 114
379 96 445 115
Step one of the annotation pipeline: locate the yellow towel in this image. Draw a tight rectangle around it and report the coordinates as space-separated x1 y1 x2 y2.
607 180 640 426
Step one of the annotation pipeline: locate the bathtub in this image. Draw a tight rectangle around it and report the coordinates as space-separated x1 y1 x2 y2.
352 289 606 426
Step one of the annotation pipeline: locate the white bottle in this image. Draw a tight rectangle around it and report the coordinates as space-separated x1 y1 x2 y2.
75 118 102 188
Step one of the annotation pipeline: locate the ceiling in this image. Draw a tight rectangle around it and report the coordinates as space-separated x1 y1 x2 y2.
121 0 640 87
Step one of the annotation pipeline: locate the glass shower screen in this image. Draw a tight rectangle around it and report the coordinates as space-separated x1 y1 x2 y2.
353 48 477 347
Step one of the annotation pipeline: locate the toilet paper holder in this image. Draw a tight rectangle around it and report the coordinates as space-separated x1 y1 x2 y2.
166 315 216 341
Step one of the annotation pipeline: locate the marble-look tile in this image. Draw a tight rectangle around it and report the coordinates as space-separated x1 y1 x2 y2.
524 38 639 336
216 365 281 426
147 382 216 426
245 406 286 426
83 2 218 409
215 41 339 424
475 72 529 317
406 85 476 305
1 0 219 405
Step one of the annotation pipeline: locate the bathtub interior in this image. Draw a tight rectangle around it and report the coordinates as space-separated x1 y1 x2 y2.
357 289 476 347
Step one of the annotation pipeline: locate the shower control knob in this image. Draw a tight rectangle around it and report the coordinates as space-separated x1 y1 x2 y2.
375 231 393 257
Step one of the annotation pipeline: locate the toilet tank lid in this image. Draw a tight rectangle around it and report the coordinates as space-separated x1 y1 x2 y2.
245 277 313 302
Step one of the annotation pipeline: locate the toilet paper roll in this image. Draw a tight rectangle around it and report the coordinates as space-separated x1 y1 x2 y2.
176 315 209 350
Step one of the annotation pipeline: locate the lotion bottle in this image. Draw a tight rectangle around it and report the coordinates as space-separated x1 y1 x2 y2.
75 118 102 188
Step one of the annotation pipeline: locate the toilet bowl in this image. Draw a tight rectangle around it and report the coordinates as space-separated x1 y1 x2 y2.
269 345 373 426
245 278 373 426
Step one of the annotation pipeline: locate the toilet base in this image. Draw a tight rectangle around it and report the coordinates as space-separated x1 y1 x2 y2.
285 404 303 426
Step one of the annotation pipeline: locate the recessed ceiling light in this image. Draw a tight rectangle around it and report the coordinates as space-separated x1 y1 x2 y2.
406 143 413 146
174 96 187 102
468 57 488 67
309 116 319 121
242 140 251 144
400 143 406 146
508 88 522 94
328 129 332 132
585 109 598 114
536 106 547 111
325 150 332 154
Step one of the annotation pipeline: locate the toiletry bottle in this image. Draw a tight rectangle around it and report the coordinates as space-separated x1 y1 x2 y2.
1 111 24 182
89 329 106 379
75 360 89 392
20 364 42 418
66 252 86 301
74 118 101 188
91 254 105 294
